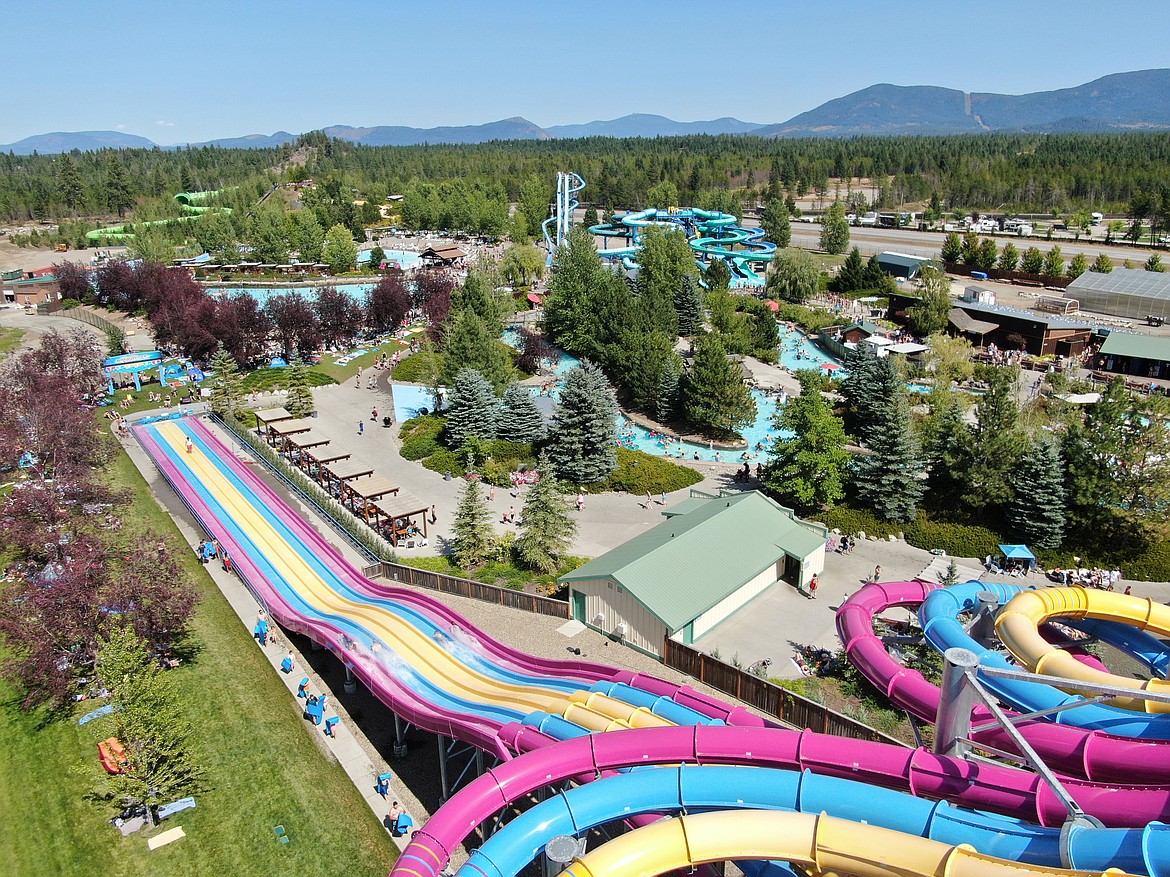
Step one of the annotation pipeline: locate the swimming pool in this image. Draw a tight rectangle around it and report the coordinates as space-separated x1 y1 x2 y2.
213 282 376 306
359 249 423 271
391 382 441 422
778 323 845 374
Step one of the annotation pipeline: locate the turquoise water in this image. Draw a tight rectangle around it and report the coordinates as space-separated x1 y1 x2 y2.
214 282 375 306
778 323 845 374
359 248 423 270
392 382 439 422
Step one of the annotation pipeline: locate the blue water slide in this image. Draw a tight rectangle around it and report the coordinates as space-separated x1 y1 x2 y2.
919 582 1170 739
455 764 1170 877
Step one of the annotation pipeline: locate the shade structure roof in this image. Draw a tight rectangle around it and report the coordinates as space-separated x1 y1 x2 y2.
345 475 400 500
254 407 292 425
998 544 1037 560
268 417 315 436
374 492 429 520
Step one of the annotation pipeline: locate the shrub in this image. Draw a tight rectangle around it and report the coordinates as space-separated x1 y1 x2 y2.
772 301 844 333
421 448 466 477
398 414 445 460
602 447 704 494
241 367 336 392
903 515 1001 560
819 505 896 539
61 298 82 309
392 351 444 383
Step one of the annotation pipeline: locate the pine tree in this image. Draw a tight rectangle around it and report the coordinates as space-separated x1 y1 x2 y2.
656 356 682 422
441 309 514 392
998 242 1020 272
835 247 866 292
496 383 546 444
1007 440 1066 549
104 155 134 218
444 368 499 448
283 360 315 418
674 274 703 336
760 198 791 248
451 477 496 569
515 455 578 574
451 270 501 333
964 367 1024 512
96 626 205 804
703 258 732 292
921 394 971 507
207 342 244 420
940 232 963 263
546 363 618 484
852 386 925 523
819 201 850 254
55 154 85 213
680 334 756 437
840 345 883 436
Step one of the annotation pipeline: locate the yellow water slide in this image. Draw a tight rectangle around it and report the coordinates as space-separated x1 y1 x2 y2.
155 422 670 732
995 585 1170 713
556 810 1134 877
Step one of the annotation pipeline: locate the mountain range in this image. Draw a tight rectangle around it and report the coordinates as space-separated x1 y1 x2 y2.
4 70 1168 154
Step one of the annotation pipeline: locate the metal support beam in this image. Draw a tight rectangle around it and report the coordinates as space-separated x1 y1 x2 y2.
437 734 450 802
933 648 980 756
965 591 999 647
979 664 1170 706
969 695 1111 734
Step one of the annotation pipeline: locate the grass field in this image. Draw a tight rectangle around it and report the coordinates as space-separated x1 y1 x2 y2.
0 448 397 877
0 326 26 359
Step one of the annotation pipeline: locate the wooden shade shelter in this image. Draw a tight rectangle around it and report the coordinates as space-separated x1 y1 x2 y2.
254 407 292 442
321 460 373 495
341 475 401 521
265 417 314 449
372 491 430 545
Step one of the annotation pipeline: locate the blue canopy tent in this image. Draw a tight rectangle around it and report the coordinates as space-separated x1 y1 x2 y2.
998 544 1037 571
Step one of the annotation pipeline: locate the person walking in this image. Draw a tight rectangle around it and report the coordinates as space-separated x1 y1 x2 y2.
429 505 437 525
575 493 585 512
809 575 819 599
358 420 364 435
872 565 882 583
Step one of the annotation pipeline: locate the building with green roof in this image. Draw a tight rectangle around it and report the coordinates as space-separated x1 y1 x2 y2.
1097 331 1170 380
558 490 827 657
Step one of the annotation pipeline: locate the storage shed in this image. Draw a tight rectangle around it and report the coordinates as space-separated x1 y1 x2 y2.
559 491 827 658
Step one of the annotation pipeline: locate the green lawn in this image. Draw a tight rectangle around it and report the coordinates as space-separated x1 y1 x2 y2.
0 326 26 359
0 449 397 877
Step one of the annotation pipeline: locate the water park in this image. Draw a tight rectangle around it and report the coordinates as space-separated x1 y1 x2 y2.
128 410 1170 877
542 171 777 287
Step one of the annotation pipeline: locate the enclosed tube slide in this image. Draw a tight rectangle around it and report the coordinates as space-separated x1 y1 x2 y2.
921 582 1170 738
555 810 1135 877
455 765 1170 877
839 580 1170 783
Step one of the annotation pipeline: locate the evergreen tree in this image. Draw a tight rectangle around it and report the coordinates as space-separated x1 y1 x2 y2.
840 344 883 436
673 274 703 335
623 329 675 414
451 477 496 569
496 383 546 444
207 342 244 419
764 371 849 513
998 242 1020 272
703 258 732 291
1090 253 1114 274
680 334 756 437
905 267 952 336
760 198 791 248
633 224 691 338
581 206 599 229
964 366 1024 512
940 232 963 263
546 363 618 484
1007 439 1066 549
920 393 971 507
451 270 501 333
104 155 134 218
975 238 998 272
960 231 981 265
1043 246 1065 278
1020 246 1045 274
283 360 315 418
515 455 578 574
1067 252 1089 279
543 226 610 355
96 626 205 805
1146 253 1166 272
819 201 850 254
656 356 682 422
835 247 866 292
55 154 85 213
444 368 499 448
851 361 924 523
441 309 513 391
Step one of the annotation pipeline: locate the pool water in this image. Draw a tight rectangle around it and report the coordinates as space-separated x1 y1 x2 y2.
392 382 440 422
214 283 376 307
778 323 845 375
359 249 423 271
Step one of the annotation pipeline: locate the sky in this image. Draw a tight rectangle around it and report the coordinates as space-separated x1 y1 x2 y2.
2 0 1169 144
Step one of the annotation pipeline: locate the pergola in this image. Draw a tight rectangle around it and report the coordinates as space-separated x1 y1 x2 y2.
373 491 430 545
341 475 401 522
301 449 350 482
254 407 292 441
284 431 330 465
266 418 316 451
321 460 374 496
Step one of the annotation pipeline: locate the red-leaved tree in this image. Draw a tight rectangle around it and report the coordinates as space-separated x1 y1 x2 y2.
366 270 412 332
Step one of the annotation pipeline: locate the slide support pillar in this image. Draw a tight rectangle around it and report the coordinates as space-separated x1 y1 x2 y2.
970 591 1000 647
343 665 357 694
438 734 450 802
393 714 408 758
934 647 979 757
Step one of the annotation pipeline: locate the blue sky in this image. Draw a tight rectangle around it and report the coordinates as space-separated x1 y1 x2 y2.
2 0 1168 144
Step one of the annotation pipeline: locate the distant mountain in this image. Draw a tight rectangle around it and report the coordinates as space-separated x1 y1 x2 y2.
546 114 763 139
0 130 157 154
5 71 1169 153
756 69 1170 137
188 131 297 149
323 117 551 146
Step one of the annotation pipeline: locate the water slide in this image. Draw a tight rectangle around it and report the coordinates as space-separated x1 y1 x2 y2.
841 579 1170 782
134 418 1168 877
87 191 231 242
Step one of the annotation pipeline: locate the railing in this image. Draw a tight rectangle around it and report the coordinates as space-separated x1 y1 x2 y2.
39 304 120 335
377 561 569 618
663 639 908 746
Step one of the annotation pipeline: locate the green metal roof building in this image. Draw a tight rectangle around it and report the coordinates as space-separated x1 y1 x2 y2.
559 491 827 657
1097 332 1170 380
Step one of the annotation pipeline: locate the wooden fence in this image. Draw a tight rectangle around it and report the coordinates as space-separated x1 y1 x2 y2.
664 639 908 746
375 561 569 618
